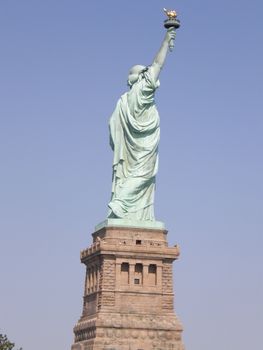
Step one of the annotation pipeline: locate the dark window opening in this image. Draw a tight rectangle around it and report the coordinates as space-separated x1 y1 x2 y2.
134 278 140 284
136 240 142 245
135 263 143 273
121 262 129 272
149 264 157 274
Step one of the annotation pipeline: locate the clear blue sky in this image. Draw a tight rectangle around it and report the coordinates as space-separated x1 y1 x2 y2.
0 1 262 349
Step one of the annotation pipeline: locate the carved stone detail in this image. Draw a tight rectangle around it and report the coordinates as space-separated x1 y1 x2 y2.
72 225 184 350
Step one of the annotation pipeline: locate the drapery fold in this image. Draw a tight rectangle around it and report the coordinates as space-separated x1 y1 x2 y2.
108 68 160 220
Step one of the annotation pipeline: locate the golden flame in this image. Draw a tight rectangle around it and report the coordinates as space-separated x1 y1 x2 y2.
163 8 177 19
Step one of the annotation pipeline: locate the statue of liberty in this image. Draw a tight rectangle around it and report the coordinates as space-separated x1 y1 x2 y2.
108 27 177 221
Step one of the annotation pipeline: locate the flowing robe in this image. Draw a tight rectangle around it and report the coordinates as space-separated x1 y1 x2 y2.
108 67 160 220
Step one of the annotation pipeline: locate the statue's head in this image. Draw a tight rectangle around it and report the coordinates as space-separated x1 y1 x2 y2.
127 65 147 87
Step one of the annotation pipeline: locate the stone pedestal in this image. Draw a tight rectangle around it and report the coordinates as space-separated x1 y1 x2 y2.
71 221 184 350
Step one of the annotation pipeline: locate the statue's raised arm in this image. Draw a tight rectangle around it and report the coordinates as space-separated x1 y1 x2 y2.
151 28 176 82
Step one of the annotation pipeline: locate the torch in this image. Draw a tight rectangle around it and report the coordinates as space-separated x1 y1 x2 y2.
163 8 181 51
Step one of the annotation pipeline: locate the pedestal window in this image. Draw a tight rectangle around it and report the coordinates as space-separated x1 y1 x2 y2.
121 262 129 284
148 264 157 285
134 263 143 284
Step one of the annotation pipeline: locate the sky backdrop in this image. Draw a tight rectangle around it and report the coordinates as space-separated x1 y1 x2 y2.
0 0 262 349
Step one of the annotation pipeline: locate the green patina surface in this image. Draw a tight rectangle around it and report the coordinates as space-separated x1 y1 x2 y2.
107 28 176 222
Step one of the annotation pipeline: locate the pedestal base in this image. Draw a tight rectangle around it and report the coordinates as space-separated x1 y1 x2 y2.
71 223 184 350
